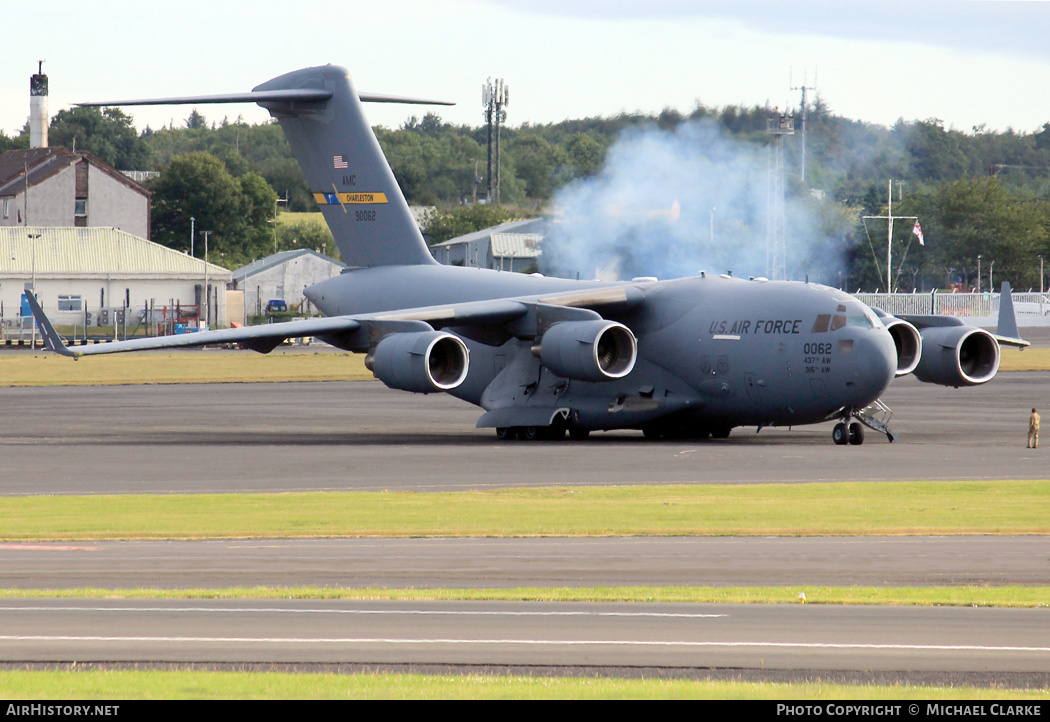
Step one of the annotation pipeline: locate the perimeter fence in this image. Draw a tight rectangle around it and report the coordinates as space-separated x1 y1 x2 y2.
852 291 1050 322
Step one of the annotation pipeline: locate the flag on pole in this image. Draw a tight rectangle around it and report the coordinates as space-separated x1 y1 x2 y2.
913 220 924 246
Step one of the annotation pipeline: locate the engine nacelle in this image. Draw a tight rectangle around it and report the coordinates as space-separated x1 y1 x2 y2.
535 320 637 382
912 326 999 387
367 331 469 393
883 318 922 377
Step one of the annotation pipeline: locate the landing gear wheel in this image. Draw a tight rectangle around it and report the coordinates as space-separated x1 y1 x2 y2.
568 426 590 441
832 422 848 445
521 426 540 441
710 425 731 439
848 422 865 446
642 426 663 440
495 427 517 441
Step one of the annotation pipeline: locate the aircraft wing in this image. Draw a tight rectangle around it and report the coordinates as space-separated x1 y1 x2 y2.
27 281 646 358
24 293 557 358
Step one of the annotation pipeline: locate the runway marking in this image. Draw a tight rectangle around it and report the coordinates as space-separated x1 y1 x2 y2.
0 606 726 619
2 635 1049 653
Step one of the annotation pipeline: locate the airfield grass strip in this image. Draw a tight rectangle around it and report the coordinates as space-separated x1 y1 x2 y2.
999 347 1050 371
0 669 1044 700
0 351 371 386
1 585 1046 608
1 481 1047 540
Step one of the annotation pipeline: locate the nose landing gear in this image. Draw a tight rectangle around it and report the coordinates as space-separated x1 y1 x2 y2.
832 401 896 445
832 420 864 445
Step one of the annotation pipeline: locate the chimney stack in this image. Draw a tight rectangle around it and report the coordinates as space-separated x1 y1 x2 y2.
30 61 48 149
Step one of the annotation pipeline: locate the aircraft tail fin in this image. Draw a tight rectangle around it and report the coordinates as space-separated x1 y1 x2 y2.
80 65 449 269
253 66 439 268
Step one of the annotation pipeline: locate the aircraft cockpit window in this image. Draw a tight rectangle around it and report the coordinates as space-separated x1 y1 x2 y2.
847 315 874 329
811 314 831 333
830 314 847 331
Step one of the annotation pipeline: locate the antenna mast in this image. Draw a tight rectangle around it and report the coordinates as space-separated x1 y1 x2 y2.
790 69 817 183
482 78 509 204
766 109 794 281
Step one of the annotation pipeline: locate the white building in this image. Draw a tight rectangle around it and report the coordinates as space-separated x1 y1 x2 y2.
231 248 346 320
0 227 230 335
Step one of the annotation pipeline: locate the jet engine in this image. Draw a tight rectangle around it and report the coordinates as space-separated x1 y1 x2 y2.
534 320 637 382
366 330 469 393
912 326 999 387
883 318 922 376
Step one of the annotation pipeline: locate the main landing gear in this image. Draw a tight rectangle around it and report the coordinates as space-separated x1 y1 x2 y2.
496 423 591 441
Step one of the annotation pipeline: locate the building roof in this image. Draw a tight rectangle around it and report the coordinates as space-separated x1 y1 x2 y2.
231 248 346 283
430 218 547 249
0 147 149 198
0 227 229 278
490 233 542 259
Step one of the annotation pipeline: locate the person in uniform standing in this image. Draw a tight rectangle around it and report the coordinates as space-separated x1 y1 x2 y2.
1028 408 1040 449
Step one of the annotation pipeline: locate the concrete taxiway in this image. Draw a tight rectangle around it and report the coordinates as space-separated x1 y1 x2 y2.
0 372 1049 495
1 600 1047 678
0 537 1047 589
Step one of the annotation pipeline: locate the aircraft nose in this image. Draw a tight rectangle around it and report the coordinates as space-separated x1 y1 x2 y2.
843 329 897 407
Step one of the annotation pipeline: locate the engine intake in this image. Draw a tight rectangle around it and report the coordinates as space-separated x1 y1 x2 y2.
912 326 999 387
534 320 637 382
883 318 922 377
367 331 469 393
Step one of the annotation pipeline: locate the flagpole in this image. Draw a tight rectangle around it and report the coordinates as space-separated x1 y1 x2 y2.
887 180 893 292
863 180 920 292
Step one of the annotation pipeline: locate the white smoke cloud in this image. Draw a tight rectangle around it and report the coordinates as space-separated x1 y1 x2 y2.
542 119 840 283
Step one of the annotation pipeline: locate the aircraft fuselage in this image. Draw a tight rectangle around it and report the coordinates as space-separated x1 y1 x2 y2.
306 265 897 434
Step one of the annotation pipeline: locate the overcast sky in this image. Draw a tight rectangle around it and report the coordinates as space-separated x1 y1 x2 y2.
4 1 1049 137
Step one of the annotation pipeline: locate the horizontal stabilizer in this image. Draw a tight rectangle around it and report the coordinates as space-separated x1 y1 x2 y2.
77 89 333 107
76 90 451 108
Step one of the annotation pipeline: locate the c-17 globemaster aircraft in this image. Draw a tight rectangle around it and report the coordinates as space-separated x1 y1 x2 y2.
27 64 1029 445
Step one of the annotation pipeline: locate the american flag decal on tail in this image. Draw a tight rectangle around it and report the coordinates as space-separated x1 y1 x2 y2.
333 154 348 169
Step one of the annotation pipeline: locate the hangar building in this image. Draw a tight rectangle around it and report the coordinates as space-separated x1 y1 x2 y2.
230 248 346 321
0 227 230 338
429 218 544 273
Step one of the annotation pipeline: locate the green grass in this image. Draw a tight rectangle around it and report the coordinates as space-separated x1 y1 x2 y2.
0 350 371 385
1 585 1046 607
1 669 1044 699
2 481 1047 541
999 347 1050 371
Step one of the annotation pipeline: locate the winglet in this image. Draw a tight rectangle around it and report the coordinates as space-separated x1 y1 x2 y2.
994 281 1029 348
23 292 78 358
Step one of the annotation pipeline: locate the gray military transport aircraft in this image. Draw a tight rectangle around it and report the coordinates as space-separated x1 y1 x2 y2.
27 64 1029 445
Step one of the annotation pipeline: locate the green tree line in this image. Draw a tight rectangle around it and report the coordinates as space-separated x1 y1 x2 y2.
5 100 1050 285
